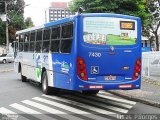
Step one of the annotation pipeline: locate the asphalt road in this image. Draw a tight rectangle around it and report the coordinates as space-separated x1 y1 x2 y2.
0 63 14 72
0 71 160 120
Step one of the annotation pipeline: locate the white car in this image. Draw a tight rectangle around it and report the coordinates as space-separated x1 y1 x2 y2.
0 54 14 64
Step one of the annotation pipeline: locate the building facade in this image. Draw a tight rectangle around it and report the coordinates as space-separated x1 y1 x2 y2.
45 2 75 23
141 34 160 52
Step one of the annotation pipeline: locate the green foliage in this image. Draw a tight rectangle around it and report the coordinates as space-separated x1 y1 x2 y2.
144 0 160 51
0 0 34 45
7 10 26 42
24 17 34 28
7 0 25 14
69 0 149 27
8 10 25 30
0 2 5 14
0 20 6 45
7 0 26 43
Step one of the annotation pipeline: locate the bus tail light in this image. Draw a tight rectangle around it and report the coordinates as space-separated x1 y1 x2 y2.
77 57 88 81
132 58 141 80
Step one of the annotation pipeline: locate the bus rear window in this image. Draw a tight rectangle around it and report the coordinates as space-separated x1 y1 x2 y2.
83 17 137 45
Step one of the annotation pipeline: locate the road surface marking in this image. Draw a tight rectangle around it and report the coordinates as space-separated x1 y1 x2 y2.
33 96 112 119
0 107 16 114
62 94 129 114
42 94 121 115
0 107 19 120
10 103 41 114
22 100 85 120
77 93 133 109
10 103 57 120
97 94 136 105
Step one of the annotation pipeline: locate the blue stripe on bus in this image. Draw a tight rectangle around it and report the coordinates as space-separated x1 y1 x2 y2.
44 17 75 28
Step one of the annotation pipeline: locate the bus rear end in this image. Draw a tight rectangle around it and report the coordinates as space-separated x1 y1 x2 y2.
75 14 141 91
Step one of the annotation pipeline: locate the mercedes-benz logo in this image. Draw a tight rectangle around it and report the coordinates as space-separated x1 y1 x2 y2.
110 46 115 51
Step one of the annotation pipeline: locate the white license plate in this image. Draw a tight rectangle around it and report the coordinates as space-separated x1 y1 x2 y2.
105 76 116 80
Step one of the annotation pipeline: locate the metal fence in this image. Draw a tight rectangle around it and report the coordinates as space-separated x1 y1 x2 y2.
142 51 160 81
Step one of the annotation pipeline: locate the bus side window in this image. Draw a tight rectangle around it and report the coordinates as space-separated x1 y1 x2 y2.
61 40 72 53
42 28 50 53
35 30 42 52
61 23 73 53
51 26 60 53
19 34 24 52
24 32 30 52
51 40 60 52
51 26 60 39
62 23 73 38
29 31 36 52
19 43 23 52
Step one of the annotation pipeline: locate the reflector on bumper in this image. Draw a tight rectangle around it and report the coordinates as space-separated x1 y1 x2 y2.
119 84 132 88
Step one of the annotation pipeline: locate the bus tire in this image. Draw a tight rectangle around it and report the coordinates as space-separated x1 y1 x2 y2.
42 71 52 95
82 90 99 95
21 69 27 82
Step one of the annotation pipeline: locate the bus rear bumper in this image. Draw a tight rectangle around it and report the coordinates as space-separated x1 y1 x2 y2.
73 77 141 91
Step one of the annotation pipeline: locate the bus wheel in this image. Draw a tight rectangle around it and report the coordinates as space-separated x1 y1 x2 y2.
42 71 52 95
21 70 27 82
82 90 99 95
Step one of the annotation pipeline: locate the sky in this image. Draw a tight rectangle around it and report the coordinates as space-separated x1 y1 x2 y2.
24 0 71 26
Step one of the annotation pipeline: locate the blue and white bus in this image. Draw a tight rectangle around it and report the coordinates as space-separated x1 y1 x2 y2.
14 13 141 95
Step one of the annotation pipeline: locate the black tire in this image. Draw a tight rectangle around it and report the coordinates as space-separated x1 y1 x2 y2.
42 71 52 95
20 66 27 82
82 90 99 95
2 59 6 64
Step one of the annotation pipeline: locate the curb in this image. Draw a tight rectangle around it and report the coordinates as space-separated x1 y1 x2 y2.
0 69 14 73
108 91 160 108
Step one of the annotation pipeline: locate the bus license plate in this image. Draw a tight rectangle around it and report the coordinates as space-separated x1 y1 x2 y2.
105 76 116 80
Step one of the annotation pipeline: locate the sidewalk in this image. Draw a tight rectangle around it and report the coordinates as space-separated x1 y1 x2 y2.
109 78 160 108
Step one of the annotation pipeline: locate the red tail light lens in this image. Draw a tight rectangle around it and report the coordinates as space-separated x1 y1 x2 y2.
132 58 141 80
77 57 88 80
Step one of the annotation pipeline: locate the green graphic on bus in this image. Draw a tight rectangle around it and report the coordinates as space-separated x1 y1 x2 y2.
83 17 137 45
36 53 42 81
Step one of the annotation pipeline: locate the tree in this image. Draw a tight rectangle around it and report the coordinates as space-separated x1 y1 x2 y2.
0 0 27 45
0 19 6 45
0 2 5 14
144 0 160 51
7 0 25 14
69 0 149 28
25 17 34 28
7 0 26 43
7 10 25 42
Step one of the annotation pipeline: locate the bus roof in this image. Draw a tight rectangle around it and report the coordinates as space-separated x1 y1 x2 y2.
16 13 140 34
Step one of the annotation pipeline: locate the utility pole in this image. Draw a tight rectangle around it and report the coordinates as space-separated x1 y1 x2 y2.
5 1 9 53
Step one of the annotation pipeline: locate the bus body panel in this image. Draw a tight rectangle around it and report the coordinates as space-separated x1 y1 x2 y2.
72 14 141 91
14 13 141 92
14 52 54 87
52 54 72 89
50 17 78 90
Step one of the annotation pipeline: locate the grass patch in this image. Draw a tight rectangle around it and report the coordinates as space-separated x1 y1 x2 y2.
106 34 136 45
